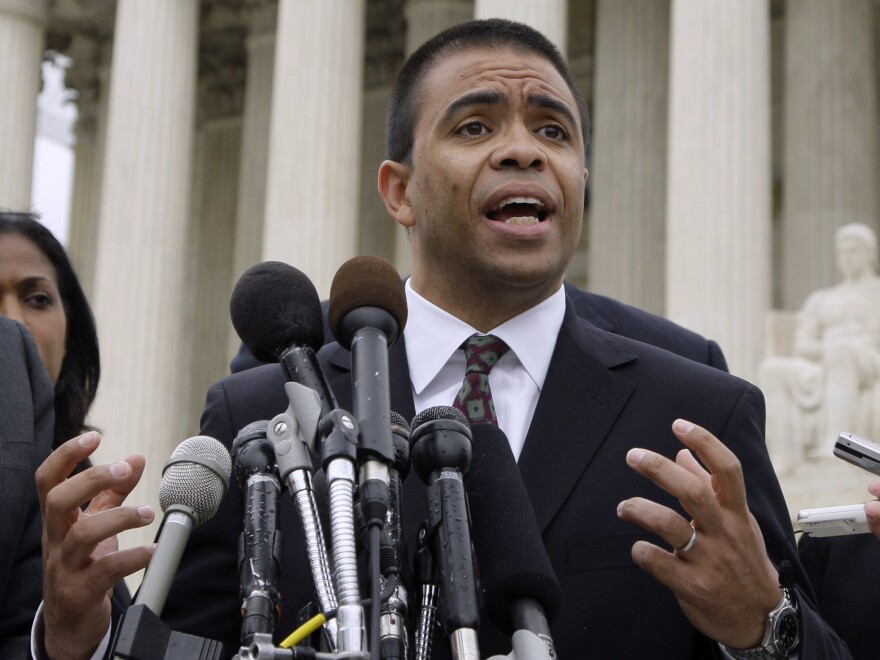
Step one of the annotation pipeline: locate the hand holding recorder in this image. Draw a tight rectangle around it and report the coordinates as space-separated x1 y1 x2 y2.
798 432 880 540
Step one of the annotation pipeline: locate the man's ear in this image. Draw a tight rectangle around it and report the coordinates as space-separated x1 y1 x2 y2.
378 160 415 228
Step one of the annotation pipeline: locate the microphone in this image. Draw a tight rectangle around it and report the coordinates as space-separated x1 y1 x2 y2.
387 412 412 573
134 436 232 616
466 423 561 660
231 421 282 647
380 412 412 660
230 261 338 416
329 256 407 659
230 261 344 649
328 254 407 471
410 405 480 660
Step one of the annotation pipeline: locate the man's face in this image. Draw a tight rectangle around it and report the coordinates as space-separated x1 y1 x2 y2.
394 47 588 302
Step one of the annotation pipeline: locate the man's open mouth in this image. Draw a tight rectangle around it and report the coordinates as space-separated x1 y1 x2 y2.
485 196 548 226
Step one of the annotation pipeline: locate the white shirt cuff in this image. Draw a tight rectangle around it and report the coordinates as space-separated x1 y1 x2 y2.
30 601 112 660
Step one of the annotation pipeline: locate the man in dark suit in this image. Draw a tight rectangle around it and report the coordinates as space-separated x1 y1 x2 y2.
797 482 880 660
36 18 851 660
162 18 847 659
0 317 54 654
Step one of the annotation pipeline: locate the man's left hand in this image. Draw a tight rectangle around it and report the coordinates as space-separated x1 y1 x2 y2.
616 419 781 649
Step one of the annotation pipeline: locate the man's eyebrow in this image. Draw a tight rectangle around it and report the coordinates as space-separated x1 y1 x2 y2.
528 93 578 132
439 90 579 135
440 90 507 125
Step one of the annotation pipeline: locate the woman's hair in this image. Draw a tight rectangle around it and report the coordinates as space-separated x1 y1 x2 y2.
0 212 100 452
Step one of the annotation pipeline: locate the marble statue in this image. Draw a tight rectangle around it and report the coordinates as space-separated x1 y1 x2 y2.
760 223 880 474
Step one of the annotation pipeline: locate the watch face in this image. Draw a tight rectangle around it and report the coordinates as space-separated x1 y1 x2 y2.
774 611 800 652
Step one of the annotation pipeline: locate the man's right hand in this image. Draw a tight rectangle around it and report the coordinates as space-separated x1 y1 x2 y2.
35 432 156 660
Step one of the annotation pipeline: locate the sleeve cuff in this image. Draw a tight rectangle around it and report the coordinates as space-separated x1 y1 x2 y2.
30 602 112 660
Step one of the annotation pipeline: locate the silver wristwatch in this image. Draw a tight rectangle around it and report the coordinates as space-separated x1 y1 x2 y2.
720 588 800 659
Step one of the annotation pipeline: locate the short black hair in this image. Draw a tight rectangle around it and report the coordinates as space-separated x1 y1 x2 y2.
385 18 590 164
0 212 100 454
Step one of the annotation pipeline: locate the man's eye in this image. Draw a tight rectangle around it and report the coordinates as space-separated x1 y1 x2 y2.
538 124 568 140
458 122 489 137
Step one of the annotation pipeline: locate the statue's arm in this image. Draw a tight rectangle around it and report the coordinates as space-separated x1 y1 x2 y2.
792 292 824 361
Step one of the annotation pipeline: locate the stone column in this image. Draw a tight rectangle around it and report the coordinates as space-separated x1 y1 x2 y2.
184 9 247 433
391 0 475 275
89 0 199 540
475 0 567 54
0 0 46 209
66 36 110 298
781 0 880 309
563 0 594 290
588 0 670 315
185 115 242 433
230 0 276 296
261 0 365 297
666 0 771 380
405 0 473 50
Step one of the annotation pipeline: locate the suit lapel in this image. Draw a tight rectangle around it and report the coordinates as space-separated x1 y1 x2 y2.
517 301 638 532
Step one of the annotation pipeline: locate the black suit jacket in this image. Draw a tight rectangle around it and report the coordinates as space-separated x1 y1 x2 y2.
798 533 879 660
165 295 848 657
0 319 54 656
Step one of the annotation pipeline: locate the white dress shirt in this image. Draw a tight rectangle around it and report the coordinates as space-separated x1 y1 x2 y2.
404 280 565 461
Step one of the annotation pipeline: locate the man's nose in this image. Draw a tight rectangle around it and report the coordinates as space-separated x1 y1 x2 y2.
491 126 545 170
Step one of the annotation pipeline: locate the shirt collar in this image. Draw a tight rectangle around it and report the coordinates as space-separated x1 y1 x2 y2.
403 280 566 395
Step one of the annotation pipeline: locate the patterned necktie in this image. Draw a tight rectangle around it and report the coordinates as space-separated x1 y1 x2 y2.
453 334 510 425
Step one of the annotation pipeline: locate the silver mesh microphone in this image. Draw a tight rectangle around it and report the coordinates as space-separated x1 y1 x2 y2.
135 435 232 616
159 435 232 524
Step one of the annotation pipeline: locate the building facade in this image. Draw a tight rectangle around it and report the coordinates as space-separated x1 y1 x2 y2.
2 0 879 541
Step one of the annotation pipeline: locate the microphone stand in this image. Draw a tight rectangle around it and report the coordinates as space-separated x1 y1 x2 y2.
268 382 339 651
319 408 368 656
112 604 224 660
412 524 438 660
377 414 412 660
410 410 480 660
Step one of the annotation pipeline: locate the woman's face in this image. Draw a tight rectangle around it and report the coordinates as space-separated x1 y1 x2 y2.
0 233 68 383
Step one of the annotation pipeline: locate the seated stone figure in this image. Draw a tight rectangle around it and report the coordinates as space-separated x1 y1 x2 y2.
760 223 880 474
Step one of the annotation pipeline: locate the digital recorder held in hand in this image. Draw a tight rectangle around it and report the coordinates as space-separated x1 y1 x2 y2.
833 432 880 476
797 504 870 537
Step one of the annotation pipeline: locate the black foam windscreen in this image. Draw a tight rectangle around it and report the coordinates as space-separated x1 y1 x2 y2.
465 423 562 631
389 411 412 479
229 261 324 362
327 256 407 347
